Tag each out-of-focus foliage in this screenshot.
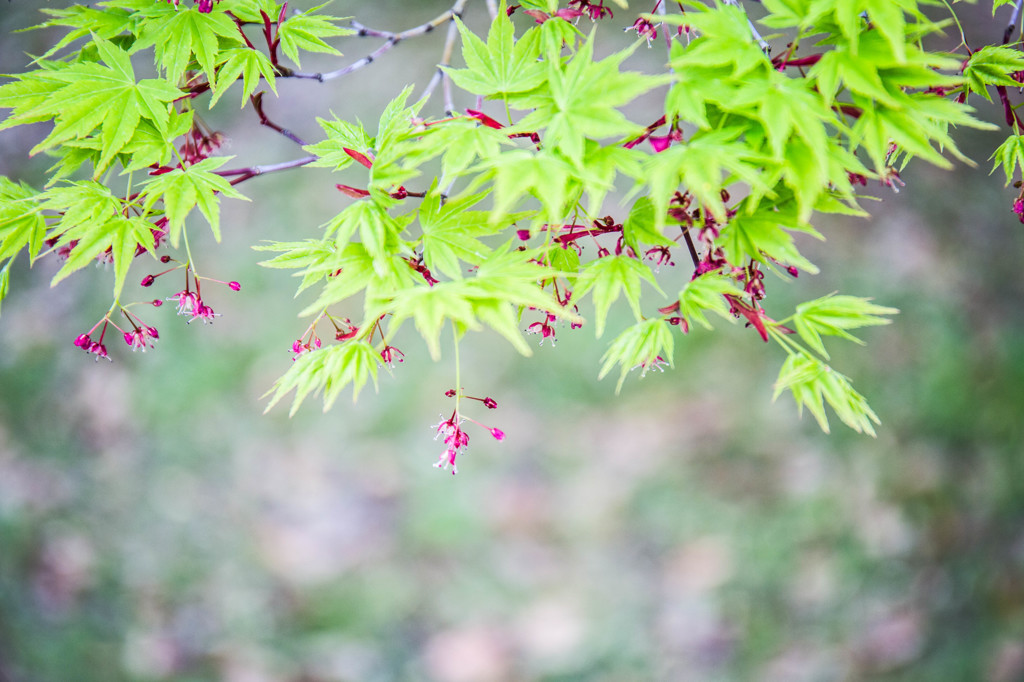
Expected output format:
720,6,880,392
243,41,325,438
1,2,1023,682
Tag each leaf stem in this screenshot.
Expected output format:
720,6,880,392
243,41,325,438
452,321,462,413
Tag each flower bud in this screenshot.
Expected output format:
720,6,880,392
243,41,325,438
228,281,241,291
140,274,155,287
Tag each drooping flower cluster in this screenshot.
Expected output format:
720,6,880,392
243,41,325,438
431,391,505,475
73,307,161,361
148,265,237,325
291,336,322,360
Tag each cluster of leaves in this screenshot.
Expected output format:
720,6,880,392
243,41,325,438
0,0,1021,439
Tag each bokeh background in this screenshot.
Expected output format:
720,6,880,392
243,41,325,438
1,2,1023,680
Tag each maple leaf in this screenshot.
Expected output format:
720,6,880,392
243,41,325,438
416,189,503,280
511,35,669,166
41,181,157,298
0,38,183,175
276,4,351,68
141,157,249,246
445,10,546,98
129,1,245,88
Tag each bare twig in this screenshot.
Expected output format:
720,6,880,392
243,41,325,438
286,0,469,82
216,155,318,185
1003,0,1023,43
418,16,462,116
250,92,306,147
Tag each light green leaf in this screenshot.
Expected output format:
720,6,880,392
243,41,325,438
142,157,249,245
678,272,744,330
599,318,674,392
264,340,381,416
789,293,897,359
575,255,660,337
773,352,881,435
277,4,351,68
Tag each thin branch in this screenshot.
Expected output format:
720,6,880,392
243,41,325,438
1004,0,1023,44
216,155,318,185
485,0,499,20
418,16,462,116
286,0,469,82
682,228,700,268
250,92,306,147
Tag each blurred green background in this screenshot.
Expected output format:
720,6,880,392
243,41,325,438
2,2,1024,681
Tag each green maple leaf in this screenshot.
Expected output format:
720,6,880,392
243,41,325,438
599,318,675,392
27,6,134,61
304,117,375,171
130,2,244,88
445,8,546,98
389,282,482,360
0,38,183,175
254,238,340,294
0,178,46,264
990,134,1024,184
210,47,278,107
277,4,351,68
622,196,674,255
677,272,744,331
963,45,1024,102
773,352,880,436
464,244,570,316
481,148,574,225
787,294,897,359
641,127,766,230
264,341,381,415
417,189,504,280
575,255,661,337
141,157,249,246
512,34,669,166
42,181,157,298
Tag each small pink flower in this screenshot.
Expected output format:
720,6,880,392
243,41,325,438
433,412,469,475
381,345,405,368
645,246,674,268
627,17,658,44
527,313,558,345
490,428,505,441
634,355,668,376
291,337,321,360
1013,198,1024,223
483,397,497,409
86,340,111,362
124,326,159,352
168,290,199,316
188,301,220,324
